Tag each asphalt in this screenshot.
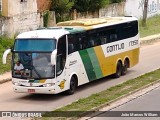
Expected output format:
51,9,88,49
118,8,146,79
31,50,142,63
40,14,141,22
0,33,160,84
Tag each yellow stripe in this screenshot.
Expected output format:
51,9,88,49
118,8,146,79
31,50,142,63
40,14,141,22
94,46,139,76
84,26,93,30
39,80,46,83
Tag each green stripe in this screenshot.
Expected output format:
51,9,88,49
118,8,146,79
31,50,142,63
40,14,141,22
34,80,39,83
64,27,85,34
28,80,40,83
29,80,35,83
87,48,103,79
79,50,96,81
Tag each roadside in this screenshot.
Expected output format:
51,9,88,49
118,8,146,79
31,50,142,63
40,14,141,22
1,33,160,85
84,81,160,120
42,68,160,119
0,72,11,84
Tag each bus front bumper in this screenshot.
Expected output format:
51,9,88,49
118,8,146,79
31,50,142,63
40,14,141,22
13,85,56,94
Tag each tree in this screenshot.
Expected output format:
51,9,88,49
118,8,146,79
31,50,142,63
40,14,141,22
109,0,123,3
51,0,75,22
142,0,148,27
73,0,109,13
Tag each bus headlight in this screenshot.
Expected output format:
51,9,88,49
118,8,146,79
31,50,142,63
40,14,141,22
43,83,55,87
13,82,21,86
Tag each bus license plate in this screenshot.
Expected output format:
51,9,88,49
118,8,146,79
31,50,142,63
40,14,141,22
28,89,35,93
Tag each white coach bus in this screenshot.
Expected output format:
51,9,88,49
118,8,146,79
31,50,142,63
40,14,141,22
3,16,140,94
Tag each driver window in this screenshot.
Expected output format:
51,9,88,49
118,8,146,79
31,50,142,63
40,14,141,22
56,35,67,76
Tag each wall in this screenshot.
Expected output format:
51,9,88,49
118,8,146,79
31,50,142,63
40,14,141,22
99,2,125,17
1,0,42,37
4,13,41,36
125,0,160,19
3,0,37,17
99,0,160,19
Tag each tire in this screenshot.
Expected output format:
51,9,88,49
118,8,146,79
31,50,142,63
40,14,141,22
114,61,122,78
65,77,77,95
122,60,129,75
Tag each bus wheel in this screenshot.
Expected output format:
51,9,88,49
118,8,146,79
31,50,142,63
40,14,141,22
114,61,122,78
65,77,77,95
122,59,129,75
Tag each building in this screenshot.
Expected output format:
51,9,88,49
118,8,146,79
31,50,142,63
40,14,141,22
0,0,43,37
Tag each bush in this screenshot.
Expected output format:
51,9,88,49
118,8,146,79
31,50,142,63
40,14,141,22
0,36,14,74
109,0,124,3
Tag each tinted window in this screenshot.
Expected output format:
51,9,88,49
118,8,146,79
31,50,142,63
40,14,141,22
78,33,88,50
56,35,67,76
67,20,138,51
14,39,56,52
119,21,138,39
68,34,79,54
88,30,100,47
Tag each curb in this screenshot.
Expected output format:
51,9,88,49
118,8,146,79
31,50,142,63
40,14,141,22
140,34,160,45
0,78,11,84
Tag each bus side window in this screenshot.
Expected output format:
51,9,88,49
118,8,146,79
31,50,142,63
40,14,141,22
100,36,108,44
56,35,67,76
98,29,108,45
88,30,99,47
68,34,79,54
68,44,75,54
78,33,87,50
88,37,95,47
110,34,117,42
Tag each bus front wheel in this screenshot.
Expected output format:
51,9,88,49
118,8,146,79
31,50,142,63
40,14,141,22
65,77,77,95
114,61,122,78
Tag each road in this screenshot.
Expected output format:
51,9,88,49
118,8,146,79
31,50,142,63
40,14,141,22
0,42,160,112
88,84,160,120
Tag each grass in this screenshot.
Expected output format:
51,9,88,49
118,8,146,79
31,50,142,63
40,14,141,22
139,15,160,37
42,69,160,119
0,36,14,74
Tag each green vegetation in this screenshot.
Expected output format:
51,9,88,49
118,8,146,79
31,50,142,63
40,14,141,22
73,0,109,13
109,0,124,3
51,0,124,22
43,11,50,27
139,15,160,37
0,37,14,74
43,69,160,119
51,0,75,22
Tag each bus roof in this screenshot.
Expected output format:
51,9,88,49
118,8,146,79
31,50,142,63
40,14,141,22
16,28,70,40
57,16,138,28
17,17,138,40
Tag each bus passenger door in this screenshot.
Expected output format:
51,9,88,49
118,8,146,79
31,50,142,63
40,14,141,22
56,35,67,91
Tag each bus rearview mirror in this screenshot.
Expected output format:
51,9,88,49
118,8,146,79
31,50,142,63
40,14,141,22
51,50,57,65
2,49,11,64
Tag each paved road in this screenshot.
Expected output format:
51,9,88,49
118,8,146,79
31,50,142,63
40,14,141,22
0,42,160,112
88,85,160,120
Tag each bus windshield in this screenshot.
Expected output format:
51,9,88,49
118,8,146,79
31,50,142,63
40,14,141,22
12,39,56,79
14,39,56,52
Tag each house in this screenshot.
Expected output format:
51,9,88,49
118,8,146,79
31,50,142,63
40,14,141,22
0,0,43,37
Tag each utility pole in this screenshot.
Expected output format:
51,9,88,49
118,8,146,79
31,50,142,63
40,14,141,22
142,0,149,27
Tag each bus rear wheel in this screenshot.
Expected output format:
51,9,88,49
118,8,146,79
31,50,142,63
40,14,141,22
114,61,122,78
122,59,129,75
65,77,77,95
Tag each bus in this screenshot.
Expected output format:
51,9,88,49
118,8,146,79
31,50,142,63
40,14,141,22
2,16,139,94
